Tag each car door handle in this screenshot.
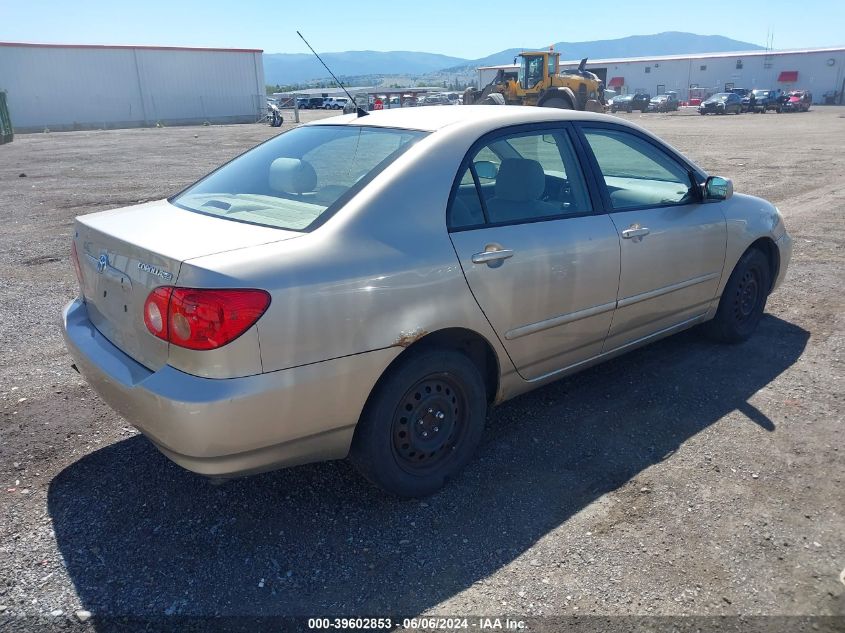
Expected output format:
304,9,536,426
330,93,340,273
621,226,650,239
471,249,514,264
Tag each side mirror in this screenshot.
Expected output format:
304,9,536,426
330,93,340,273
704,176,733,201
474,160,499,180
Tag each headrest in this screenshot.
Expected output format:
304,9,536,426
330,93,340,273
269,158,317,194
494,158,545,202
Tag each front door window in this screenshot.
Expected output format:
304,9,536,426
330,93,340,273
581,129,695,210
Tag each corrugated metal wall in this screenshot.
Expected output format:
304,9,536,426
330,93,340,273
0,44,266,132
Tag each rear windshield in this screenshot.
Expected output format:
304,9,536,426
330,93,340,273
172,125,427,231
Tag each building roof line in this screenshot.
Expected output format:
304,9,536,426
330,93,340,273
0,41,263,53
478,45,845,70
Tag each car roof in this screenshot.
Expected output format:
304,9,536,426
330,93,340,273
307,105,612,133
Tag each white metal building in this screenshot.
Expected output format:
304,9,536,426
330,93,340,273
478,47,845,104
0,42,266,132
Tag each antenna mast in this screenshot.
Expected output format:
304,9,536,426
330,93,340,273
297,31,368,117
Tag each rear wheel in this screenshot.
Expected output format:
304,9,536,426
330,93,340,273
350,349,487,497
704,248,771,343
541,97,573,109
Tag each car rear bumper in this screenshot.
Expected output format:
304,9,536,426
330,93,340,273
62,298,399,477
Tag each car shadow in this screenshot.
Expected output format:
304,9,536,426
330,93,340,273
47,315,808,621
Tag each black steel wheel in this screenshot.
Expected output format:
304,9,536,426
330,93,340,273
704,247,771,343
391,375,468,475
350,349,487,497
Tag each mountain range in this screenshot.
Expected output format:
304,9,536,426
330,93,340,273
264,32,764,85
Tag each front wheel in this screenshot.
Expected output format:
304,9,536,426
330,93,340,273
350,349,488,497
704,248,771,343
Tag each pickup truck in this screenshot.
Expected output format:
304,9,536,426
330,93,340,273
747,89,783,113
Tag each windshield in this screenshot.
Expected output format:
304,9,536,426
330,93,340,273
172,125,426,231
753,90,768,97
712,93,730,101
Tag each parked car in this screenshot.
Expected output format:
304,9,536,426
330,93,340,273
419,94,451,106
728,89,752,112
646,93,680,112
62,106,792,497
781,90,812,112
610,93,650,113
323,97,349,110
297,97,325,109
748,89,782,113
698,92,743,115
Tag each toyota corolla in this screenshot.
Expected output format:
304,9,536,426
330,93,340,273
62,106,792,497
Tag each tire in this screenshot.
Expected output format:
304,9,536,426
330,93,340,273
480,93,506,106
540,96,573,109
704,248,771,343
350,349,488,497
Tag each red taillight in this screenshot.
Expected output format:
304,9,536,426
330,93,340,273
70,241,84,292
143,287,271,350
143,286,171,340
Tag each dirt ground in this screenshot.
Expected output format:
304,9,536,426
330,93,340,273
0,106,843,630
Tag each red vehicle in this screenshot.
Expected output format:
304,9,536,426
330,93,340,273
782,90,812,112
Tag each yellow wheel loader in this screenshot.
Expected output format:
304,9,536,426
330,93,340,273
464,52,605,112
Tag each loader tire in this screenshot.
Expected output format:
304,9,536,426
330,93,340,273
480,93,506,106
541,97,573,109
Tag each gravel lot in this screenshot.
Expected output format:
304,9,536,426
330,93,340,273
0,107,843,630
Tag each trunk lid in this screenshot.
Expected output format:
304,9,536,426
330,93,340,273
74,199,300,370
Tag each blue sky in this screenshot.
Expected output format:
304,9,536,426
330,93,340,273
2,0,843,58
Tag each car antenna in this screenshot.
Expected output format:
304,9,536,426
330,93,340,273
297,31,368,117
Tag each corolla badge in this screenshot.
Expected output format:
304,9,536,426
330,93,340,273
137,261,173,282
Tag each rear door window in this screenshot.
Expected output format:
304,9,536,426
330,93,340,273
449,128,592,229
